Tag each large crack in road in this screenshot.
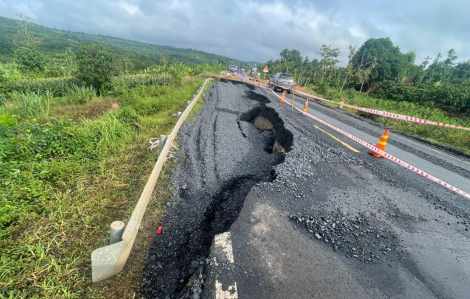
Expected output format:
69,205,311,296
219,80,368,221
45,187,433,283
141,80,293,299
142,80,470,299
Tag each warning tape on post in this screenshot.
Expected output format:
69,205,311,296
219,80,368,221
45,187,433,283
268,88,470,200
293,89,470,132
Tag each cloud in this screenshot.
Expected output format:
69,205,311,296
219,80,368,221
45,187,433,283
118,1,142,16
0,0,469,65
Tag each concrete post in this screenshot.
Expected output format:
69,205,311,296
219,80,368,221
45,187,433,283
109,221,125,245
159,135,167,155
177,112,182,121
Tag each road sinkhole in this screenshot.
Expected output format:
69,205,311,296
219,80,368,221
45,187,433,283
141,82,293,299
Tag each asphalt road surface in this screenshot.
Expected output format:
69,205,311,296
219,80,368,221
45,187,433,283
142,79,470,299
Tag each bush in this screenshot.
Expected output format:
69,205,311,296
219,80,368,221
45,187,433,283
371,81,470,112
116,106,142,129
77,44,115,91
313,82,329,95
66,85,96,104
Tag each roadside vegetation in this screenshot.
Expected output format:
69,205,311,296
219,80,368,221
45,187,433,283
265,40,470,153
0,16,222,299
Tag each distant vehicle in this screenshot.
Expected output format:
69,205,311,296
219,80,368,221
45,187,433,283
250,66,260,81
269,73,294,92
228,64,238,73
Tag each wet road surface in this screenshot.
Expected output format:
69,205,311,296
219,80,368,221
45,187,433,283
142,79,470,299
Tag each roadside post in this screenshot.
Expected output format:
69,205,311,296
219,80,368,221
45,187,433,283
340,99,345,108
159,135,167,155
291,89,295,112
109,221,125,245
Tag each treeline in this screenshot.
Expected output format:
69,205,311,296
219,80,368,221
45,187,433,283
266,38,470,112
0,15,246,67
0,15,233,97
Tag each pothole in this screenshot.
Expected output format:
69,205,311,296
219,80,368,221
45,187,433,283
238,104,293,154
142,98,293,299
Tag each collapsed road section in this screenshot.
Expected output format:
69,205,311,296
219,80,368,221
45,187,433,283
142,79,470,299
141,79,293,298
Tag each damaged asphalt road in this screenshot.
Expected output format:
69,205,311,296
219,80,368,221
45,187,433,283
142,79,470,299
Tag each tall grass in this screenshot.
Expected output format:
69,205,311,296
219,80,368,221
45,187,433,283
110,74,172,91
1,91,54,118
4,77,80,97
0,75,206,298
81,113,132,150
66,85,97,104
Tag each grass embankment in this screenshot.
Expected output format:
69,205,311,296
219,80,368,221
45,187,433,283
301,87,470,154
0,75,206,298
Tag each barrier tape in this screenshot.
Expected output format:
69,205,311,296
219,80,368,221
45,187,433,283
268,88,470,200
293,89,470,132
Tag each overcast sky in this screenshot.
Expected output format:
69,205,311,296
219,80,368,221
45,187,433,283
1,0,469,65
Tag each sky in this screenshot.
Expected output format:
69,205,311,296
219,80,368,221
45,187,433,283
0,0,469,66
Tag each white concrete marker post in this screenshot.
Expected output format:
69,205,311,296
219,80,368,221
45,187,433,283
109,221,125,245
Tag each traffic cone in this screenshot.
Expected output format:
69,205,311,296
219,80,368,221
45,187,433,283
368,129,390,158
279,90,286,103
258,82,261,88
302,99,308,112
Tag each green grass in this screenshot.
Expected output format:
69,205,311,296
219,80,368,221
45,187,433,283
305,86,470,154
0,76,205,298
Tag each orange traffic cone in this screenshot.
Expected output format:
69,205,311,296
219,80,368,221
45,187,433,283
302,99,308,112
368,129,390,158
280,90,286,103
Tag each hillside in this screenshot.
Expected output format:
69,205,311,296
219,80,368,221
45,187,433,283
0,15,242,67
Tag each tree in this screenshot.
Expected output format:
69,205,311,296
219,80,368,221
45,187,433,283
319,45,340,83
114,55,135,76
13,14,41,49
76,44,115,90
352,38,413,83
14,47,48,73
12,13,48,74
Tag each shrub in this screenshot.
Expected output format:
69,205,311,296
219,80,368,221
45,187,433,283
77,44,115,91
116,106,142,129
66,85,96,104
313,82,329,95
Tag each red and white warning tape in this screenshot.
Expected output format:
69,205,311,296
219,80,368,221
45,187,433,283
269,89,470,200
294,89,470,132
